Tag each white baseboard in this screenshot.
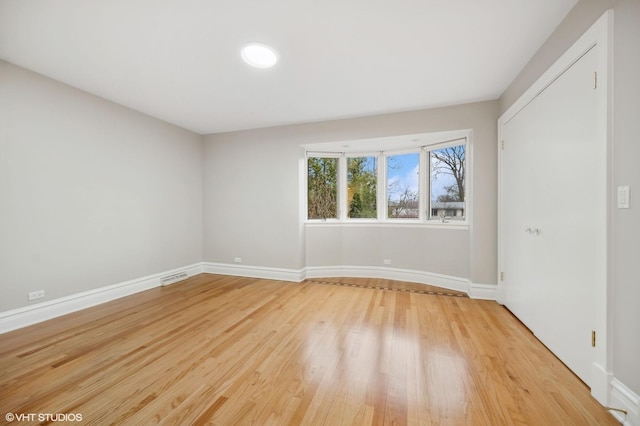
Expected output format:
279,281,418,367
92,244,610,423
303,265,498,300
495,282,506,305
0,263,203,334
468,282,499,300
610,378,640,426
0,262,497,334
590,364,639,425
202,262,498,299
202,262,305,282
304,265,470,293
591,362,612,406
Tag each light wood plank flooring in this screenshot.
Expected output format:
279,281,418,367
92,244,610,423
0,274,617,425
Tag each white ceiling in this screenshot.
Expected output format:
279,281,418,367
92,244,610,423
0,0,577,135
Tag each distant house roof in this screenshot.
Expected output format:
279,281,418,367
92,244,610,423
388,200,419,209
431,202,465,209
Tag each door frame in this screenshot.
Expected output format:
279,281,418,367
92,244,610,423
497,10,613,405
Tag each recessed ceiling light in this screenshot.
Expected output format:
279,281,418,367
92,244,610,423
241,43,278,68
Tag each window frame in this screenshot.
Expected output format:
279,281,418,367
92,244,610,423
344,153,380,220
383,149,422,222
304,132,470,227
306,152,342,221
424,138,468,222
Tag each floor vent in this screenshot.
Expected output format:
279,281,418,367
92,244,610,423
161,272,188,286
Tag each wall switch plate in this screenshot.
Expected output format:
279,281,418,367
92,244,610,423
234,257,242,263
383,259,392,265
617,186,630,209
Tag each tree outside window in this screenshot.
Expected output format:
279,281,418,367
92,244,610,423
347,157,377,219
307,157,338,219
387,153,419,219
306,136,468,223
430,144,465,220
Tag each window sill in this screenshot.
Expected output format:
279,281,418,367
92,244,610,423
304,220,469,230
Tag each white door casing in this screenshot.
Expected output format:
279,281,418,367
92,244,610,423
498,11,611,402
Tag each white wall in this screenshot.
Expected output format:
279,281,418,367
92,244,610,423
305,225,470,278
0,61,203,313
500,0,640,399
203,101,497,284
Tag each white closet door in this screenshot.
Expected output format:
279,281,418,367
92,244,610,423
502,111,538,328
502,46,602,386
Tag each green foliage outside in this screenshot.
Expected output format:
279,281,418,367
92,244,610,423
308,146,464,220
347,157,377,218
307,157,337,219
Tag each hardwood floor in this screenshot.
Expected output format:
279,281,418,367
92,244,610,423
303,277,468,298
0,274,617,425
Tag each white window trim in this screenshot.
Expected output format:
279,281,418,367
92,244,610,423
423,136,469,223
306,153,341,222
338,153,346,220
343,153,381,221
304,130,471,227
383,150,421,221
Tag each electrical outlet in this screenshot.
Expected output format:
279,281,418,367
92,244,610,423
383,259,392,265
234,257,242,263
28,290,45,301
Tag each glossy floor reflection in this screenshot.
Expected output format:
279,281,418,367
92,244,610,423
0,274,617,425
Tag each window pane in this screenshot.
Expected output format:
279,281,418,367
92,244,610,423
387,153,419,219
347,156,377,218
307,157,338,219
430,144,465,220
